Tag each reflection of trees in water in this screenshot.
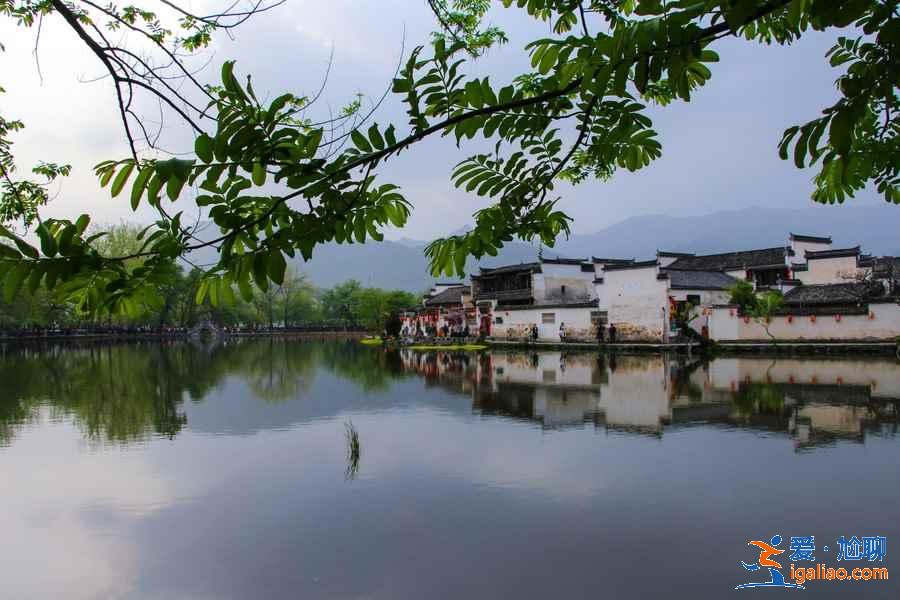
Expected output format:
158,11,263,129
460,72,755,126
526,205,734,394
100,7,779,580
321,343,413,392
240,339,318,402
733,383,788,420
0,340,336,445
0,339,417,445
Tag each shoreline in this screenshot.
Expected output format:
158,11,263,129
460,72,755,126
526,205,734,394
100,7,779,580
1,332,896,356
485,338,899,356
0,330,368,343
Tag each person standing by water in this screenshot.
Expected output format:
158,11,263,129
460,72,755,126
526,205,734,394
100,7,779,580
559,322,566,343
596,323,605,345
608,323,617,343
531,324,538,343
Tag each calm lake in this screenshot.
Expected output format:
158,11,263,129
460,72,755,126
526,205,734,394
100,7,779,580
1,339,898,599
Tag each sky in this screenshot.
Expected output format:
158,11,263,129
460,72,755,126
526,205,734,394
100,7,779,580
0,0,888,242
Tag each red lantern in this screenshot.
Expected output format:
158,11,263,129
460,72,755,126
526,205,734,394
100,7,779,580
787,314,793,323
869,312,875,320
835,314,842,322
810,315,817,323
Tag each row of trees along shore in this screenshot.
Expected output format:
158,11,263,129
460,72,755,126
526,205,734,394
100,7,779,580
0,225,419,333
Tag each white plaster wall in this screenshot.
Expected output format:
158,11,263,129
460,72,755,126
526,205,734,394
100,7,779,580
791,239,831,258
797,255,864,285
597,266,669,341
490,306,594,341
670,289,731,333
534,263,595,304
707,302,900,341
657,255,680,268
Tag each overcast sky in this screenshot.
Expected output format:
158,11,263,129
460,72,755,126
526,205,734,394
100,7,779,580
0,1,887,241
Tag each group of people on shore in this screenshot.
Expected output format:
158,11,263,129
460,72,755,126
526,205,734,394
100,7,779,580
399,321,472,339
523,322,618,343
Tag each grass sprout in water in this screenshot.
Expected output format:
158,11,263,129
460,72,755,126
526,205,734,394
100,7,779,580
344,420,361,480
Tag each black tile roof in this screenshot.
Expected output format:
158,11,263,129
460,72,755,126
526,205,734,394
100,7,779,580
804,246,860,260
591,256,636,264
540,257,587,265
790,233,832,244
424,285,470,306
474,262,541,277
603,259,659,271
662,269,739,290
657,250,695,258
499,299,599,311
666,247,790,271
782,281,886,306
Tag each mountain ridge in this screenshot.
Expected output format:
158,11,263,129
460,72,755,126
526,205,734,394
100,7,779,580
192,205,900,291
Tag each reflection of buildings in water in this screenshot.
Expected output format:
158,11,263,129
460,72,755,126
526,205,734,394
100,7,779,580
708,358,899,449
397,349,899,448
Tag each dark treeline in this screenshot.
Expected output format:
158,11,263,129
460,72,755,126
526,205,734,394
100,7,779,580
1,224,420,335
1,267,419,336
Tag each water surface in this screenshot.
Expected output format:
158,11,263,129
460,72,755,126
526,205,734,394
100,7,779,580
1,340,898,599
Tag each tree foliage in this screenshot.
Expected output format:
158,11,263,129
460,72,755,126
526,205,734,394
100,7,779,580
0,0,897,316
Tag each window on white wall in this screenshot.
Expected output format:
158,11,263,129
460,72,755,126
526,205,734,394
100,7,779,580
541,313,556,324
590,311,608,325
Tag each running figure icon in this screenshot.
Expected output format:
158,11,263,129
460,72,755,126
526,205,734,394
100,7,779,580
735,535,805,589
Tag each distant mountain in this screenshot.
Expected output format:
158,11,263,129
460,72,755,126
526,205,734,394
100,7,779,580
556,205,900,260
187,205,899,291
295,237,539,291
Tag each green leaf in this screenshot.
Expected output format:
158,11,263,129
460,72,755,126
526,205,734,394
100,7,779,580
195,278,210,304
0,244,20,259
829,110,853,154
3,263,28,303
538,44,560,75
237,274,253,302
267,250,286,285
36,223,57,257
368,124,385,151
110,162,135,198
13,238,39,259
252,253,269,291
195,134,214,162
166,176,186,201
75,214,91,235
351,129,372,153
252,162,266,186
130,167,153,211
26,264,44,294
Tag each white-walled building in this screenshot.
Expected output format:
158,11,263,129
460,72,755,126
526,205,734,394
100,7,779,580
471,257,598,341
593,259,737,342
467,232,899,344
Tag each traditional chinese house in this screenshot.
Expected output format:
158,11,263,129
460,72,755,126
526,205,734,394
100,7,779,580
471,257,599,340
